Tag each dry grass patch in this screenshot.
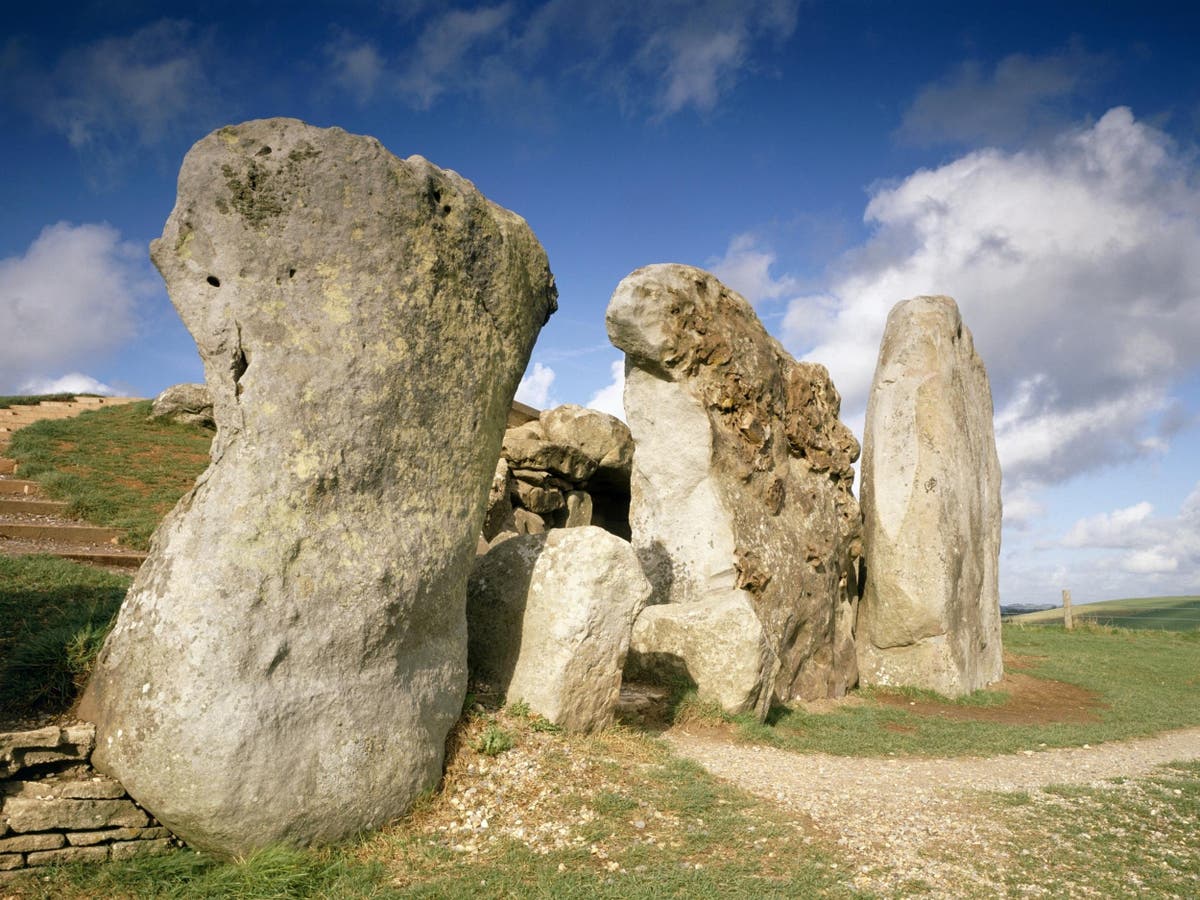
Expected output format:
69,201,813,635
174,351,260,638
357,703,856,897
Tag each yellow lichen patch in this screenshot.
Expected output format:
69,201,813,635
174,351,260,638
291,439,322,481
218,127,239,147
176,229,195,260
351,225,365,242
315,262,353,325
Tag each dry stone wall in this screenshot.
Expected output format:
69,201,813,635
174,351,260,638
1,725,172,879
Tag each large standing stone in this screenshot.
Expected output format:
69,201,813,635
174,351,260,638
78,118,556,856
606,265,862,719
467,527,650,732
857,295,1002,696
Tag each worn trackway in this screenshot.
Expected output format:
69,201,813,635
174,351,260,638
667,725,1200,896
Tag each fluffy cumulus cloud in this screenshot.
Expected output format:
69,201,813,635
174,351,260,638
325,0,798,118
20,373,115,396
1060,487,1200,589
709,233,799,306
586,359,626,420
782,108,1200,501
515,361,556,409
0,223,155,393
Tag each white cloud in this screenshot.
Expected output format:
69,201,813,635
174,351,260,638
1122,550,1179,575
0,222,155,393
784,108,1200,496
1063,502,1154,548
515,362,556,409
652,28,745,116
397,4,514,109
587,360,626,420
709,233,799,305
4,20,213,169
325,34,385,105
329,1,798,119
898,45,1106,146
1058,487,1200,584
19,373,115,396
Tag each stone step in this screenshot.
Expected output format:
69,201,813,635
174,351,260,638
0,523,120,544
0,480,40,495
57,549,147,569
0,497,68,516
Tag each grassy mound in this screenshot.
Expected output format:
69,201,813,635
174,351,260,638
7,400,213,550
1013,595,1200,632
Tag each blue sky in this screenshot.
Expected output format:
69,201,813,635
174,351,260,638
2,0,1198,606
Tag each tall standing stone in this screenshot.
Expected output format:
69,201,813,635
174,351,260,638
857,295,1002,696
78,118,556,856
607,265,862,719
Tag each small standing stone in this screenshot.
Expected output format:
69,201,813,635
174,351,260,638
467,527,651,732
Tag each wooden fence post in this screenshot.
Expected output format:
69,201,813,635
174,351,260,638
1062,588,1074,631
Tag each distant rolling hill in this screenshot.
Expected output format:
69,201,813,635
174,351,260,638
1012,595,1200,632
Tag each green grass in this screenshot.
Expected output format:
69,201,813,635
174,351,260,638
0,393,79,408
7,400,213,550
994,761,1200,897
1013,594,1200,632
19,714,859,899
736,624,1200,757
0,555,131,720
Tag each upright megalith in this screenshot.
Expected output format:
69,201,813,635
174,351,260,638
78,118,557,856
857,295,1002,697
607,265,862,718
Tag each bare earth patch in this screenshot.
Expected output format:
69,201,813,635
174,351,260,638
873,671,1104,724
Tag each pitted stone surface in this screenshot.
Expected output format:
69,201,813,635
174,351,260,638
78,117,556,856
857,295,1002,696
607,265,862,717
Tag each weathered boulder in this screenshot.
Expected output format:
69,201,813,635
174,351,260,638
497,405,633,541
481,458,516,542
149,383,214,429
502,420,597,482
606,264,861,718
857,296,1002,696
539,404,633,483
467,527,650,732
78,117,556,856
624,598,777,715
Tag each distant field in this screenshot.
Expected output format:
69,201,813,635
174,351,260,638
1013,595,1200,632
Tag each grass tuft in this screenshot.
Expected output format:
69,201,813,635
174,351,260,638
0,555,130,720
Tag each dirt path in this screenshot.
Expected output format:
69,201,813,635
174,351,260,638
666,725,1200,896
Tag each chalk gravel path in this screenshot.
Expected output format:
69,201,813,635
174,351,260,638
666,726,1200,897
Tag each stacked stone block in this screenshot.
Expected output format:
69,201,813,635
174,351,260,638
1,725,171,877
